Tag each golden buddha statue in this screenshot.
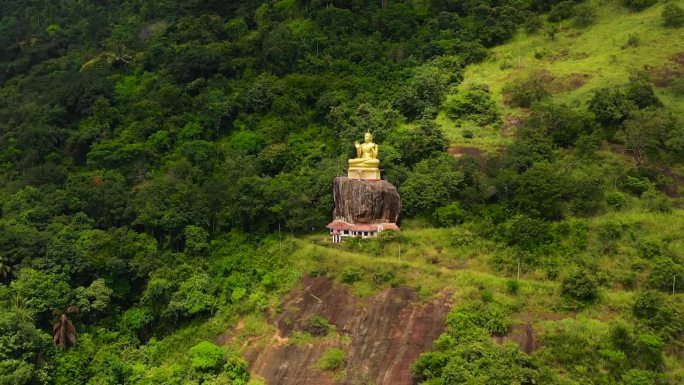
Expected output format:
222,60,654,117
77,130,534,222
348,132,381,180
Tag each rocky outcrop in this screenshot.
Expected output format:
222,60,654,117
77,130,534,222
243,276,451,385
332,177,401,224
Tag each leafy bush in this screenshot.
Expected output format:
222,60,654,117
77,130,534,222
317,348,345,371
548,1,575,21
633,290,684,339
642,189,671,213
605,191,626,208
397,66,448,120
305,315,335,336
623,0,657,10
526,101,595,148
501,215,554,251
387,120,448,167
412,351,448,382
561,269,600,303
524,15,544,34
625,72,662,109
448,227,476,247
588,87,636,128
620,175,652,196
647,257,684,293
662,3,684,27
506,279,521,294
223,351,250,385
434,202,467,227
622,33,640,49
340,267,363,284
445,88,500,125
503,72,551,108
573,4,597,27
189,342,224,373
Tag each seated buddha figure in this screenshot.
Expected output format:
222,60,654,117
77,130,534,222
349,132,380,167
348,132,380,179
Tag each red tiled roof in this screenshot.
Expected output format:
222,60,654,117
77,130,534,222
326,220,400,232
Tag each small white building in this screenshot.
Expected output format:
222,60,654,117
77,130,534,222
326,220,400,243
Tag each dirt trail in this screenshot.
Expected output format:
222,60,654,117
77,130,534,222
242,276,452,385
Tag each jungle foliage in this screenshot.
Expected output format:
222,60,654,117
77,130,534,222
0,0,683,384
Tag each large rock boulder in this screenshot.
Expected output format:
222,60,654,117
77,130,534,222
332,177,401,224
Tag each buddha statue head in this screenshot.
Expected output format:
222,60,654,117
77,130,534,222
364,132,373,143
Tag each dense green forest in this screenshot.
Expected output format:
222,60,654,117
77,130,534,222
1,0,683,384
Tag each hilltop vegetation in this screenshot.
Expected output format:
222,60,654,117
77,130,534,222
0,0,683,384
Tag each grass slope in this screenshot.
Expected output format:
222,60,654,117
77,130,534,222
440,0,684,150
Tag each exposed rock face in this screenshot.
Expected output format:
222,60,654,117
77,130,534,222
332,177,401,224
243,276,451,385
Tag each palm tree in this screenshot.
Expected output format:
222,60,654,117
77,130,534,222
53,307,77,349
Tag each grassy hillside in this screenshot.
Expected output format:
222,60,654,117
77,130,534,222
441,0,684,150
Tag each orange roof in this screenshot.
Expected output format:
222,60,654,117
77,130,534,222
326,220,400,232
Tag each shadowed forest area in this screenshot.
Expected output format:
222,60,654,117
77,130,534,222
0,0,683,384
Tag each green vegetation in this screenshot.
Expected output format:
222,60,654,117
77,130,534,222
0,0,683,384
316,348,346,371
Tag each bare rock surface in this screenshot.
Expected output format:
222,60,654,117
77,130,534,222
243,276,451,385
332,177,401,224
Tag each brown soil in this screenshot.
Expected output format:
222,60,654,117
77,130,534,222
447,145,486,161
549,73,592,93
240,276,452,385
649,52,684,88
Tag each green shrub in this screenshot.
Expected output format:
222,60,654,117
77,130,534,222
662,4,684,27
397,66,448,120
503,72,550,108
340,267,363,284
626,72,662,109
622,33,640,48
647,257,684,293
605,191,626,208
620,175,652,196
223,351,250,385
524,15,543,33
641,189,671,213
621,369,662,385
306,315,335,336
623,0,657,10
448,227,475,247
317,348,346,371
189,342,224,373
573,4,597,27
372,270,397,286
526,101,595,148
412,351,449,382
501,215,554,251
434,202,467,227
506,279,520,294
548,1,575,21
633,290,684,339
480,290,494,303
561,269,600,303
588,87,636,128
445,88,500,126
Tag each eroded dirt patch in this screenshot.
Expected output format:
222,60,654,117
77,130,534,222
549,73,592,93
241,276,452,385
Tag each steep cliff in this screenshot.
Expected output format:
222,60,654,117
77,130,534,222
242,276,451,385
